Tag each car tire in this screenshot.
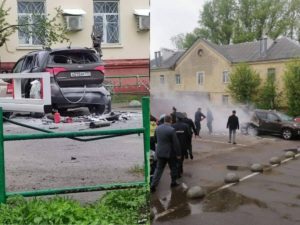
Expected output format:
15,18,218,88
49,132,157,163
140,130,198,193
248,125,258,136
88,104,105,115
282,128,293,140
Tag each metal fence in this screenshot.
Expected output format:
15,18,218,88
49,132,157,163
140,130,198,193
0,97,150,203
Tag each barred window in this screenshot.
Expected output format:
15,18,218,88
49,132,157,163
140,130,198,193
223,71,230,83
17,1,45,45
94,0,120,44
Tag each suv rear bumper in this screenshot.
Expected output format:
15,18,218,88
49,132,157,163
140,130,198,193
51,85,111,108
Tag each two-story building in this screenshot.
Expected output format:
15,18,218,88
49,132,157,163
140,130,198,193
0,0,150,93
150,37,300,105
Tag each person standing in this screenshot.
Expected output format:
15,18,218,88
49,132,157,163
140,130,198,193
182,112,196,159
172,112,191,178
170,107,177,124
227,110,239,144
150,115,181,193
206,108,214,134
194,108,206,137
150,115,157,151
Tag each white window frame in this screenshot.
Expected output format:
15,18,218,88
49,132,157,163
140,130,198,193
175,74,181,85
196,71,205,86
223,70,230,83
17,0,46,46
93,0,120,44
159,75,165,85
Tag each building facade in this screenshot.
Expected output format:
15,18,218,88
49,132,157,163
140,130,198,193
151,37,300,105
0,0,150,93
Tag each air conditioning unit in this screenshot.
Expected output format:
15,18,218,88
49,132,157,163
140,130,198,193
138,16,150,31
65,16,83,31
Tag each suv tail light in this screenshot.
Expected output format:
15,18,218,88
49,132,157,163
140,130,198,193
94,66,105,74
45,67,67,75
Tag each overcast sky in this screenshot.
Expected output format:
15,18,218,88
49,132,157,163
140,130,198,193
150,0,205,58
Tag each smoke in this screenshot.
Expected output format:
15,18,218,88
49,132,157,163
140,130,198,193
150,88,254,133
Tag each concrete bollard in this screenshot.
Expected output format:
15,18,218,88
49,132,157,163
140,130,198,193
285,151,295,159
250,163,264,172
224,172,239,183
270,156,281,165
186,186,205,199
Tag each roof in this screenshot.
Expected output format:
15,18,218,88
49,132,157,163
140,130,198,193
151,37,300,70
204,37,300,63
150,50,185,70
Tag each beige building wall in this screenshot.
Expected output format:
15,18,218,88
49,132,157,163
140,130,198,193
151,41,291,106
0,0,149,63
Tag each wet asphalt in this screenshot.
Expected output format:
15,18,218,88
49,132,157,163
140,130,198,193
151,132,300,225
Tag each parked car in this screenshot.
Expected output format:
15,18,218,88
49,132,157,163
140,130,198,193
245,109,300,140
294,116,300,123
8,47,111,114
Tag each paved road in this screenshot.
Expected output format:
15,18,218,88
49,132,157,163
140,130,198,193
151,132,300,225
3,107,144,203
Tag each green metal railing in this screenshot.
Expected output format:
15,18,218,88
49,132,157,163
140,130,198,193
0,97,150,203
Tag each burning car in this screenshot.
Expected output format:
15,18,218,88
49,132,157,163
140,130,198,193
7,47,111,114
244,109,300,140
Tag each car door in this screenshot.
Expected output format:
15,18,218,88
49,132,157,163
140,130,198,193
264,112,282,134
255,111,268,132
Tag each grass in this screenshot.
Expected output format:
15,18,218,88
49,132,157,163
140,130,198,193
0,188,149,225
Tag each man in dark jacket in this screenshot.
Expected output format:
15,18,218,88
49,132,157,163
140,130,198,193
194,108,206,137
227,110,239,144
182,112,196,159
151,115,181,193
170,107,177,124
172,112,191,178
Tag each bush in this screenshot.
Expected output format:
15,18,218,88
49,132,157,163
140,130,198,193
0,188,149,225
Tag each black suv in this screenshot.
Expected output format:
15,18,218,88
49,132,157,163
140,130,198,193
10,47,111,114
246,109,300,140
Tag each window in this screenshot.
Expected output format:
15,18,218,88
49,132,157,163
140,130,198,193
94,0,120,44
223,71,230,83
160,75,165,84
17,1,45,45
222,95,229,105
175,74,181,84
196,72,204,85
267,113,279,122
267,68,276,80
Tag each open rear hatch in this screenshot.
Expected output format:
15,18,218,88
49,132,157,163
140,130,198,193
47,49,104,87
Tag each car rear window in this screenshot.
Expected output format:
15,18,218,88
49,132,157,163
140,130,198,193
49,50,99,65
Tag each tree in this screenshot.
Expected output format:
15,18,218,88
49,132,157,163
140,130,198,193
199,0,236,44
0,0,68,48
171,33,185,50
284,59,300,116
256,74,280,109
227,63,261,104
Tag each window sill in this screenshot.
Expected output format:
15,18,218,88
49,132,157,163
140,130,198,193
16,45,43,50
102,44,123,49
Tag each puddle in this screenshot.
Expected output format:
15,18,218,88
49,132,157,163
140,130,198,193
152,187,267,222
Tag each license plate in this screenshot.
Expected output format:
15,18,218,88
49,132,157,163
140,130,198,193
70,72,91,77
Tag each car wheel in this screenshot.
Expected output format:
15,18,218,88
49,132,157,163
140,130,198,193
248,125,258,136
88,105,105,115
282,128,293,140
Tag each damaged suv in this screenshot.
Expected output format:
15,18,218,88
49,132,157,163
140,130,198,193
246,109,300,140
10,47,111,114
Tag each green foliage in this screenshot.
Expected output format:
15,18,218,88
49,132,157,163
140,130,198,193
176,0,300,48
0,0,16,47
18,7,69,48
256,75,280,109
0,188,149,225
0,1,68,48
227,63,261,104
284,59,300,116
